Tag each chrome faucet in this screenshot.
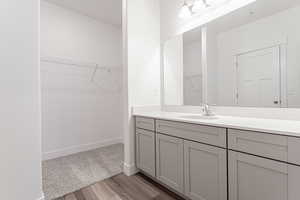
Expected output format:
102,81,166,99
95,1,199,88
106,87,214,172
202,103,214,116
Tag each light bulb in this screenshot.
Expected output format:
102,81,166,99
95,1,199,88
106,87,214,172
179,3,192,19
192,0,206,13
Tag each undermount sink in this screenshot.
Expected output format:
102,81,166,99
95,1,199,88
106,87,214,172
179,115,219,120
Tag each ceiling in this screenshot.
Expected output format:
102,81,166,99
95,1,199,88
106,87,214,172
208,0,300,34
45,0,122,26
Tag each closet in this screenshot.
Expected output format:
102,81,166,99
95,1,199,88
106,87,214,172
40,0,123,160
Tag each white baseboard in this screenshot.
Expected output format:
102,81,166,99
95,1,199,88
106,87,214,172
43,137,123,160
123,162,138,176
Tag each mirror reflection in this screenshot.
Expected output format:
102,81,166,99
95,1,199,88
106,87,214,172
183,28,203,106
164,27,203,106
164,0,300,108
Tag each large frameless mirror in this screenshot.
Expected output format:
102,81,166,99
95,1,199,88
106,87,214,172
163,0,300,108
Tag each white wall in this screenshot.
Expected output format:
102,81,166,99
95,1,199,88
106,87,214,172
0,0,43,199
215,5,300,107
41,1,123,160
123,0,161,175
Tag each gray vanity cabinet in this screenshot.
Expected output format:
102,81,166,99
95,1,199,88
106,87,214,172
184,141,227,200
136,116,300,200
155,119,227,198
136,128,156,177
156,133,184,193
228,129,300,200
229,151,300,200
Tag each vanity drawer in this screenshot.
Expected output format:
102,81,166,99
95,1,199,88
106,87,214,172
228,129,288,162
156,120,226,148
136,117,155,131
288,137,300,166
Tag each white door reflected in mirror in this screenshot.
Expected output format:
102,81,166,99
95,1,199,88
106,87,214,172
235,47,280,107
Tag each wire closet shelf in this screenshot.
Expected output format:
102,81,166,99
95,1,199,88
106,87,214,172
40,57,115,82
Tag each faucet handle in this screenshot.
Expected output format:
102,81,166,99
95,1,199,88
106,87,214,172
202,103,217,106
201,103,208,110
202,103,216,116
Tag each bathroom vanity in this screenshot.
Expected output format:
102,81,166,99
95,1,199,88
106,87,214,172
139,1,300,199
135,114,300,200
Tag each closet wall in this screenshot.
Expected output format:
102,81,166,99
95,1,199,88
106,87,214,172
41,1,123,160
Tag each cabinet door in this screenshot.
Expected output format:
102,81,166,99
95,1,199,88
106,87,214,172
184,141,227,200
288,164,300,200
156,133,184,193
288,137,300,165
136,128,155,177
229,151,289,200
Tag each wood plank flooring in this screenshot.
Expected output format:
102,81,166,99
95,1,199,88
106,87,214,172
55,173,185,200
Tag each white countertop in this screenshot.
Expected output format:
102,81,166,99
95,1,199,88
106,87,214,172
134,111,300,138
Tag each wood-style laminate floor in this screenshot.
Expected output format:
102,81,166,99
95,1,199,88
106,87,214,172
55,173,185,200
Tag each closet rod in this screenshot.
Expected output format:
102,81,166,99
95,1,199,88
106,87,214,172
40,57,115,82
40,57,103,69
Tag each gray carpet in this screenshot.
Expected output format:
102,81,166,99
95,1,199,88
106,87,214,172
42,143,124,200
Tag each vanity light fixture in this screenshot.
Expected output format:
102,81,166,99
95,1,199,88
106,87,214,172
192,0,208,13
179,0,231,19
179,1,192,19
